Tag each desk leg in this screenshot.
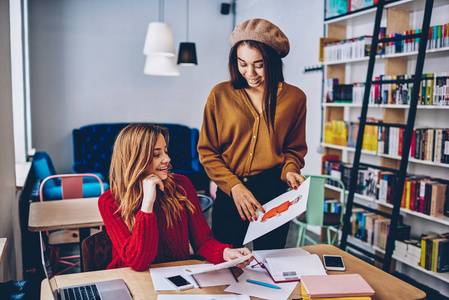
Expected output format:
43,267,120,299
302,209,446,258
79,228,90,272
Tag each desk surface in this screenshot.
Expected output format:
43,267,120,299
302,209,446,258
0,238,6,263
29,197,103,231
41,244,426,300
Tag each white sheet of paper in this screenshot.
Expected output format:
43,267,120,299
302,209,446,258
150,264,236,290
243,177,311,245
252,247,310,264
184,253,252,275
224,267,297,300
264,254,327,281
157,295,250,300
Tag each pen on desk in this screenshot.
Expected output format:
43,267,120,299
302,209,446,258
190,274,201,289
246,279,281,289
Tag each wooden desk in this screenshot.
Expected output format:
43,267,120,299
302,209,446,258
29,197,103,270
0,238,6,263
41,244,426,300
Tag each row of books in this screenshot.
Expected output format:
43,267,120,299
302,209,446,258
412,128,449,164
394,239,421,267
324,35,372,62
325,72,449,106
420,232,449,273
373,73,449,106
322,158,379,198
324,198,343,213
321,156,449,218
384,22,449,55
379,125,447,162
351,208,411,251
325,119,449,164
326,0,378,19
324,22,449,62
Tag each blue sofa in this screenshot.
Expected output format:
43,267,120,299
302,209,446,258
72,123,209,192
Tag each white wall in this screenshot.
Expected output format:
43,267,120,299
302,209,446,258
1,0,21,281
29,0,324,176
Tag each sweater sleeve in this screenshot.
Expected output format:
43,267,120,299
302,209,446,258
175,175,231,264
197,90,242,196
281,90,308,181
98,191,159,271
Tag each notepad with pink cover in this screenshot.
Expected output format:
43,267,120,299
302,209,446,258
300,274,375,298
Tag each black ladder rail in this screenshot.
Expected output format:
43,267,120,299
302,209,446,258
382,0,434,272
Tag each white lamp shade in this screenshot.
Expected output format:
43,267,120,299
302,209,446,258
143,22,175,56
144,55,180,76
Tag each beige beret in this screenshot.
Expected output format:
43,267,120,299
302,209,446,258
230,18,290,58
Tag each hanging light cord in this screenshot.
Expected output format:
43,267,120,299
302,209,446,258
159,0,164,22
186,0,189,41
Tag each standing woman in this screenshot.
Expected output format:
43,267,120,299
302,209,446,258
99,123,252,271
198,19,308,250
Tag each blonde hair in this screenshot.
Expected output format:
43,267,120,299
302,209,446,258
109,123,195,231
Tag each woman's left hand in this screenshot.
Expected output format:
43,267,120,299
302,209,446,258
223,247,253,268
286,172,305,190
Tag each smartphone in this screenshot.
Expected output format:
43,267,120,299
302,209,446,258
323,255,346,271
164,275,194,291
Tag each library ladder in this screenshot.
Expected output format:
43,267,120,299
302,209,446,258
339,0,435,272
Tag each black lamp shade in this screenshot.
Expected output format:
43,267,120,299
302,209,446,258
177,42,198,65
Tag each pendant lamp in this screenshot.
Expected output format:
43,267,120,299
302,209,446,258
177,0,197,65
143,0,180,76
144,55,180,76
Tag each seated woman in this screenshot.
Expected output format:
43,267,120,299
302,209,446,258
98,123,252,271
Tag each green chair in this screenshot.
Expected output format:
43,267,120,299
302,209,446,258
292,175,345,247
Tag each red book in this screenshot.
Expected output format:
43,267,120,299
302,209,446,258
411,129,416,158
398,128,404,157
409,179,416,211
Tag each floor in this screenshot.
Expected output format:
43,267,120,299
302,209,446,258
19,210,449,300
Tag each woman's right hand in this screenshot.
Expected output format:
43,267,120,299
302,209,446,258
230,183,265,222
141,175,164,213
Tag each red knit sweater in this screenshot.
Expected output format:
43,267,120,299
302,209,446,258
98,174,230,271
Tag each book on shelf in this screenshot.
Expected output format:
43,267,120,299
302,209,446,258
421,232,449,272
325,78,339,102
435,237,449,272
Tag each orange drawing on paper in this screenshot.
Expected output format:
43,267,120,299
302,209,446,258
260,195,302,222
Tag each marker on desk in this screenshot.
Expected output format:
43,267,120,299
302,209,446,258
190,274,201,289
246,279,281,289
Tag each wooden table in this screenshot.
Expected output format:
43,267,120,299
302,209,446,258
29,197,103,270
0,238,6,263
41,244,426,300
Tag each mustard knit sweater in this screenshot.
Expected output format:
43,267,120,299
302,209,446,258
198,81,308,195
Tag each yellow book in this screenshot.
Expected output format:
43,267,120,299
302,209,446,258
405,180,411,210
300,283,372,300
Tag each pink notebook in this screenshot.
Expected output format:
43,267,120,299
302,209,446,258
301,274,376,298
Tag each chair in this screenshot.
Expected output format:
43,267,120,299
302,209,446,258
39,173,105,274
197,194,214,216
33,151,109,200
292,175,346,247
81,230,113,272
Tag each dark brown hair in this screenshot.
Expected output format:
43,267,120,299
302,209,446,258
228,40,284,132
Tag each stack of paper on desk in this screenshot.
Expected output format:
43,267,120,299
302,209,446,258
300,274,375,298
252,248,327,283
